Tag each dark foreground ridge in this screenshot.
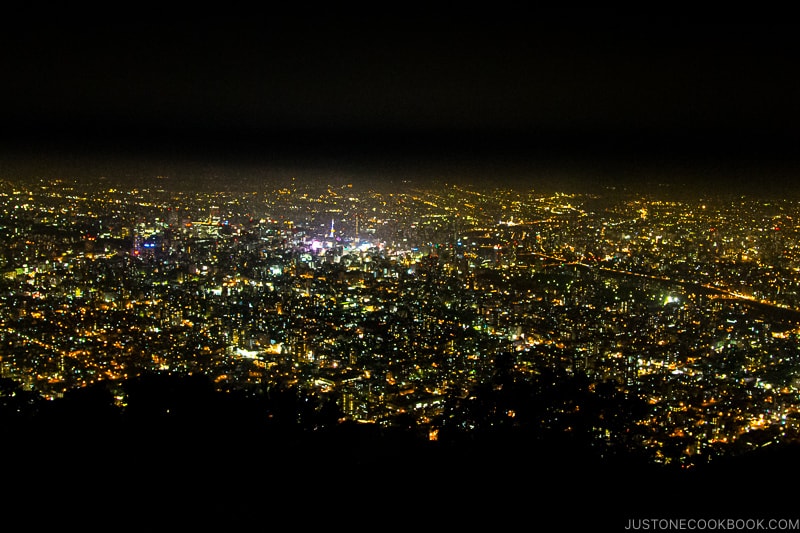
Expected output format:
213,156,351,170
1,372,797,529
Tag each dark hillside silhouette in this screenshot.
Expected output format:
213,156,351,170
1,370,798,527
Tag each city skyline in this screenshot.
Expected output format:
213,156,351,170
3,175,800,526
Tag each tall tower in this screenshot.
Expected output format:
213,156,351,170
329,218,335,239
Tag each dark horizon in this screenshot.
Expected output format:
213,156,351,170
2,10,800,195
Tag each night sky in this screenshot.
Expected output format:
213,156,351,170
2,9,799,194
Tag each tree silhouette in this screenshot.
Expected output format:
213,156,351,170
0,377,43,419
